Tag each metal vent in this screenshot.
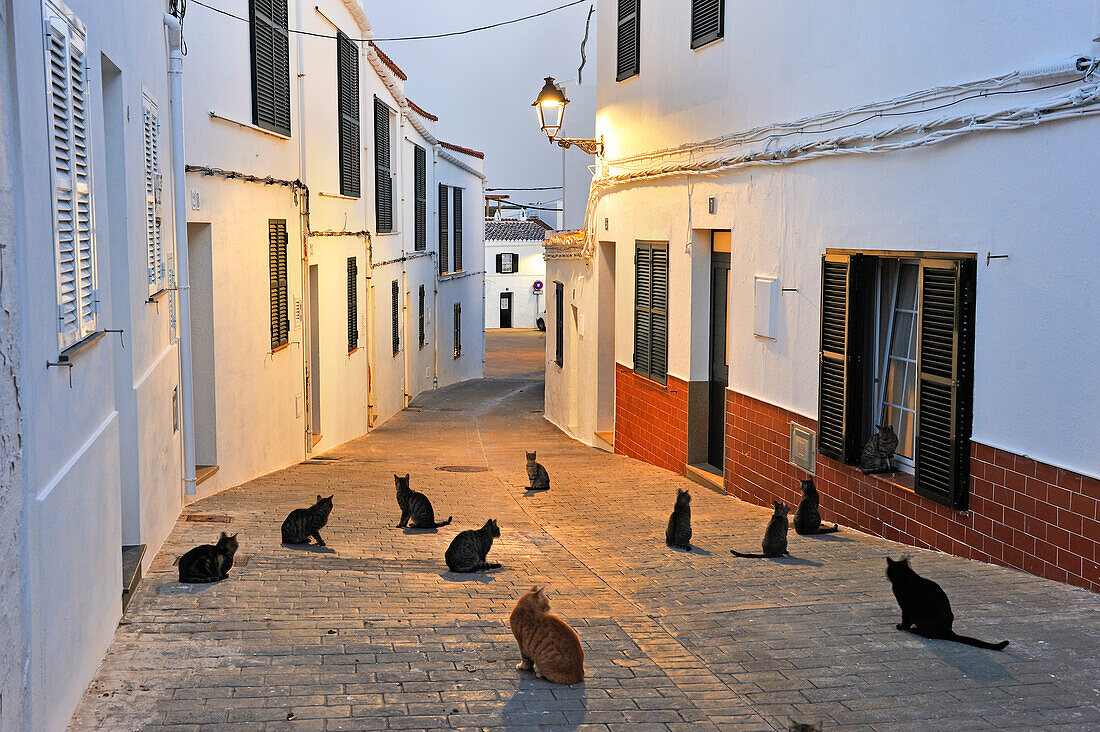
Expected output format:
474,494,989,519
789,422,817,474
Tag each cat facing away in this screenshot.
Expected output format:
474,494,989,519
178,532,239,584
886,557,1009,650
787,721,823,732
861,424,899,474
445,519,502,573
510,587,585,685
395,473,452,529
525,451,550,491
793,479,839,535
281,494,334,545
731,501,790,558
665,488,692,551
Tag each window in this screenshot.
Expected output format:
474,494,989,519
337,31,360,198
269,220,289,350
496,252,517,274
438,183,449,274
414,145,427,250
347,257,358,352
554,281,564,367
818,252,976,510
45,2,98,351
374,98,393,232
142,94,167,296
616,0,640,81
634,241,668,384
452,187,463,272
691,0,724,49
391,279,400,355
250,0,291,136
418,285,426,349
453,302,462,358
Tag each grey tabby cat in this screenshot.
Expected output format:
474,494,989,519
178,532,239,584
731,501,790,558
787,721,822,732
445,519,502,573
793,479,839,535
525,450,550,491
665,488,692,551
860,424,899,474
395,473,452,528
282,494,334,545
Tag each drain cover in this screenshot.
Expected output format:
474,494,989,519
184,513,233,523
436,465,491,473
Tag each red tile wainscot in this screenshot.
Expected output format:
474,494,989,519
614,363,689,476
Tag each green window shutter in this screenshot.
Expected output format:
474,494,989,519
914,259,976,510
269,219,289,349
337,32,360,198
414,145,426,250
391,279,400,355
250,0,291,136
616,0,640,81
347,257,358,351
452,188,463,271
817,253,868,464
633,241,667,384
418,285,425,348
374,98,392,232
438,184,449,274
453,302,462,358
691,0,724,48
555,281,564,367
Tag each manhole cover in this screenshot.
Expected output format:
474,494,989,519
184,513,232,523
436,465,491,473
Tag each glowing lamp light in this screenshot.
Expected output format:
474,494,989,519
533,76,568,141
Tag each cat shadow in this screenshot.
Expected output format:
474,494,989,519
401,526,440,534
799,532,855,542
905,630,1012,682
438,571,496,584
669,545,713,556
772,555,824,567
520,487,551,497
281,542,337,554
502,672,586,731
156,581,222,595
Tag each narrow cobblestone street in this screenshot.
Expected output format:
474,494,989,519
71,331,1100,731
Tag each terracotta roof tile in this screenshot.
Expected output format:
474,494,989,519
407,99,438,122
439,140,485,160
369,41,407,81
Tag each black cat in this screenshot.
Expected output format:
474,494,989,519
665,488,692,551
445,519,502,573
281,494,334,545
178,532,239,584
793,479,839,535
885,557,1009,650
395,473,452,529
731,502,790,558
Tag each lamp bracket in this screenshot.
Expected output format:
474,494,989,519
553,136,603,156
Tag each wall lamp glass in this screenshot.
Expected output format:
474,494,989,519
533,76,603,156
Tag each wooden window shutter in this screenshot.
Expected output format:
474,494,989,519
616,0,640,81
555,281,564,367
438,184,449,274
633,241,667,384
414,145,427,250
337,32,360,198
453,302,462,358
914,259,976,510
269,220,289,349
418,285,425,348
347,257,358,352
142,95,165,295
452,188,463,271
817,253,868,463
495,253,503,273
391,279,400,355
374,98,393,232
691,0,724,49
250,0,291,136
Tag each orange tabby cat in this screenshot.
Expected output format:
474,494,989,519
509,587,584,685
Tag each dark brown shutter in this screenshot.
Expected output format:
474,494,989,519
268,219,289,349
495,253,503,273
691,0,724,48
337,32,360,198
616,0,640,81
438,184,449,274
418,284,425,349
414,145,426,250
817,253,868,463
555,281,564,367
250,0,291,136
634,241,667,384
453,302,461,358
347,257,358,351
374,98,392,232
391,279,400,354
914,258,976,510
452,188,463,271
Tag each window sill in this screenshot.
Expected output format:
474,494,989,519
208,111,291,140
146,288,170,303
58,330,106,362
375,230,399,237
319,191,360,201
348,347,359,356
691,35,723,51
867,470,916,493
271,343,290,354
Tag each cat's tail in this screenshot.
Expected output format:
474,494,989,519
433,516,453,528
730,550,770,558
813,524,840,534
945,632,1009,650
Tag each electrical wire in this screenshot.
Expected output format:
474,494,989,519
487,186,563,191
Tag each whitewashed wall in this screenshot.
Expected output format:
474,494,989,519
485,238,546,329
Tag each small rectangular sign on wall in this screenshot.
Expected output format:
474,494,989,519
754,276,778,339
789,422,817,474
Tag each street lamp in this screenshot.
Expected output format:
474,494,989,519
532,76,603,156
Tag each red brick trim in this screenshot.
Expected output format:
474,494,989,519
614,364,689,475
407,99,438,122
724,388,1099,592
369,42,408,81
439,140,486,160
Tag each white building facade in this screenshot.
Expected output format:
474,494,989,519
484,218,548,330
547,0,1100,592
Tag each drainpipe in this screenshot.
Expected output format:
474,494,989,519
432,151,439,388
164,14,196,496
295,0,312,453
398,116,410,406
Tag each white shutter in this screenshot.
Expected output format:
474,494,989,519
143,94,164,294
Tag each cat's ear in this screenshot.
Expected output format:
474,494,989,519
327,494,334,501
405,473,410,480
317,494,323,503
219,532,228,540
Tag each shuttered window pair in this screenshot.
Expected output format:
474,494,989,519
336,32,360,198
269,220,289,350
375,99,393,233
453,303,462,358
634,241,668,384
142,95,167,296
438,184,449,274
45,3,98,351
495,253,517,274
414,146,427,250
616,0,640,81
391,280,400,355
346,257,358,352
818,253,976,510
452,188,463,272
250,0,291,136
554,282,564,367
418,285,426,349
691,0,724,49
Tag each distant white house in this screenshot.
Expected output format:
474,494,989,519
484,218,549,329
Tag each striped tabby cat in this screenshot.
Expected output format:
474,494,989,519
281,494,334,545
178,532,239,584
860,424,899,475
445,519,502,573
510,587,585,684
395,473,452,529
793,479,839,535
731,502,790,558
665,488,692,551
526,451,550,491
